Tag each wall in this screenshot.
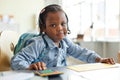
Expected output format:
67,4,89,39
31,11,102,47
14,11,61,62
0,0,62,34
80,41,120,62
0,0,45,34
44,0,61,5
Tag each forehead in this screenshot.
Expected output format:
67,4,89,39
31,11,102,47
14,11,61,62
46,11,67,22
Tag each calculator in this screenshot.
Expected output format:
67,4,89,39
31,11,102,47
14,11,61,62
34,69,63,77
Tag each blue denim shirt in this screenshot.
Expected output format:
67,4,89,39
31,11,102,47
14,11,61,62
11,35,101,70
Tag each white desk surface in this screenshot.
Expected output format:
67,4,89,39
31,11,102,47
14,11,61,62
0,63,120,80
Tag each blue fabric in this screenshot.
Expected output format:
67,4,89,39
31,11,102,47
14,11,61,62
14,33,39,55
11,34,101,70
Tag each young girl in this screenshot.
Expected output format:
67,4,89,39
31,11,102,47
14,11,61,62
11,4,115,70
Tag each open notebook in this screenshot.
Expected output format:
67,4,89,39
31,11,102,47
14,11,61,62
67,63,119,72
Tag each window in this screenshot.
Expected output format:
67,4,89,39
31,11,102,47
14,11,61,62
62,0,120,41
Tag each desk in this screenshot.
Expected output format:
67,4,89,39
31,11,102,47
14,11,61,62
0,63,120,80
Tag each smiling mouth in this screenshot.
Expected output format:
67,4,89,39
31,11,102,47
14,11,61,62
57,32,64,36
58,31,64,34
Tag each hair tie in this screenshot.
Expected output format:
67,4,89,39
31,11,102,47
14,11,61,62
40,9,45,14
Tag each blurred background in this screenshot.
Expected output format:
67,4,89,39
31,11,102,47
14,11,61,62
0,0,120,64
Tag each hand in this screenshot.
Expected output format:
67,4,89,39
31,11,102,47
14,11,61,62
28,62,47,70
100,58,115,64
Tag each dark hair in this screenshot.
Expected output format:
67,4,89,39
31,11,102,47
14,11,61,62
38,4,71,34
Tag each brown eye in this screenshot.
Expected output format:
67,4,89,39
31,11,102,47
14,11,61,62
61,23,67,27
50,24,56,28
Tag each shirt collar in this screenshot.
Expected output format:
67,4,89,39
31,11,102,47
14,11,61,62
43,35,68,49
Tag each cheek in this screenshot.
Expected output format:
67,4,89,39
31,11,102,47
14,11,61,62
45,29,55,35
63,28,68,34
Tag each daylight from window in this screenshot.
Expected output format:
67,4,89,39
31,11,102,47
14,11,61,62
62,0,120,41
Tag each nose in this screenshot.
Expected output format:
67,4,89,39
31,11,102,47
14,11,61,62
57,24,63,31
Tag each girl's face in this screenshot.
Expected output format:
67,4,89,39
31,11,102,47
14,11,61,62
44,11,68,42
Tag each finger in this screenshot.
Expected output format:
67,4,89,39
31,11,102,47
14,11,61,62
36,62,42,70
107,59,111,64
109,58,115,64
101,58,107,63
33,64,39,70
101,58,110,64
41,62,46,70
103,59,109,64
41,62,47,70
105,58,114,64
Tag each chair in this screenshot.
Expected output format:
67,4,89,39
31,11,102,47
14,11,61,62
0,30,20,71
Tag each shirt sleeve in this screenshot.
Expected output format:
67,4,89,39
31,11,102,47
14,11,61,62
11,37,45,70
64,38,101,63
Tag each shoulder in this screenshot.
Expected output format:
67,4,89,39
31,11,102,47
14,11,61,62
63,37,73,43
28,36,44,43
27,36,46,47
62,36,74,46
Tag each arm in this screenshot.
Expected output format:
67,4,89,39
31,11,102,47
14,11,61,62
11,37,47,70
64,37,115,64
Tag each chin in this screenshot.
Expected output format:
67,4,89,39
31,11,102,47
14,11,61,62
55,37,63,41
56,34,65,40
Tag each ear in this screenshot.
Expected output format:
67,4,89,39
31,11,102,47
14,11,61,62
40,24,46,34
41,27,46,34
43,29,46,34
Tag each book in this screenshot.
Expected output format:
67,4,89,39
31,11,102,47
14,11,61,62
67,63,118,72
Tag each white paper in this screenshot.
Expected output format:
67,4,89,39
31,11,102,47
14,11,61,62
0,71,34,80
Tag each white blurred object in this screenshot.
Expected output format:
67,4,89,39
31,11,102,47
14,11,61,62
2,15,9,23
8,15,15,24
0,71,34,80
0,30,20,71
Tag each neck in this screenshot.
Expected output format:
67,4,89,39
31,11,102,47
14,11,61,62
54,42,60,48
